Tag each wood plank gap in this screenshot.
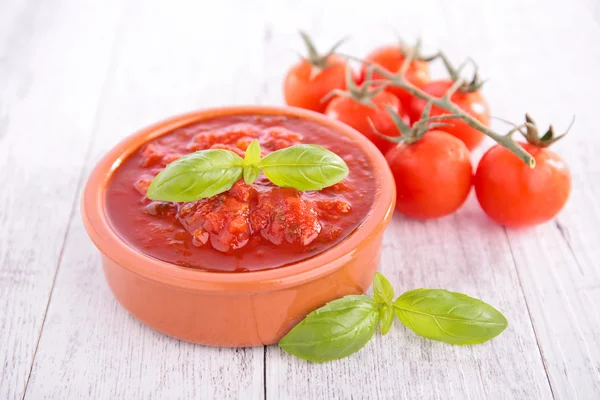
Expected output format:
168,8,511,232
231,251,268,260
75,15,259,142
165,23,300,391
263,345,267,400
554,220,584,275
504,228,556,400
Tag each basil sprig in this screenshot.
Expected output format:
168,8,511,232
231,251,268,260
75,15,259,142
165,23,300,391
373,273,395,335
147,140,349,202
279,273,508,362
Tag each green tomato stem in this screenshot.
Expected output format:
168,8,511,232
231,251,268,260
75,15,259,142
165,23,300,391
336,50,535,168
372,66,535,167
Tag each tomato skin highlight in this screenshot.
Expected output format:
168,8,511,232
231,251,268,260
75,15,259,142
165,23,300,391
474,143,571,227
324,91,408,154
283,55,349,113
360,45,430,111
408,80,490,150
385,130,473,219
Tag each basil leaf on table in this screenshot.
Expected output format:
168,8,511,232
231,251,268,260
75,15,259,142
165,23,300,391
373,272,394,304
147,150,243,202
258,144,349,191
393,289,508,345
279,295,380,362
379,304,394,335
278,273,509,363
373,273,395,335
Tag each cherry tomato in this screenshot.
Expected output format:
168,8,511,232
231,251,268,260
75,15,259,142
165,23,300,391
325,91,409,154
360,45,430,110
474,143,571,227
283,55,349,113
385,130,473,219
408,80,490,150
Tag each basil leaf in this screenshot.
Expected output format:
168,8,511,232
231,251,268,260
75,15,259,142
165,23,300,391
394,289,508,345
258,144,349,191
373,272,394,304
147,150,243,202
243,165,260,185
279,295,380,362
379,304,394,335
244,139,261,165
242,140,262,185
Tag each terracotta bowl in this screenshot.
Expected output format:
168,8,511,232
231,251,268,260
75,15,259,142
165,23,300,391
82,106,395,347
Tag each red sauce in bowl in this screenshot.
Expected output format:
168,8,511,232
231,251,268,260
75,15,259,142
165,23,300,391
105,115,376,272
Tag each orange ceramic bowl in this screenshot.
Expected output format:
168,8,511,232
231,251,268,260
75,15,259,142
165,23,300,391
82,106,395,347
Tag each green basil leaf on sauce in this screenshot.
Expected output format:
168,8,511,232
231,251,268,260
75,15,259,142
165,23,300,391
244,139,261,165
243,165,260,185
393,289,508,345
242,140,261,185
379,304,394,335
279,295,379,362
258,144,349,191
147,150,243,202
373,272,394,305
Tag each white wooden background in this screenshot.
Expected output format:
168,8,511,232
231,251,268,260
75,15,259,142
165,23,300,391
1,0,599,399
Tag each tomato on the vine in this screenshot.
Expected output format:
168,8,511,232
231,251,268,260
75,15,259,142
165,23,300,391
360,44,430,110
408,80,490,150
377,103,473,219
283,33,350,113
284,56,349,113
325,90,409,154
385,130,473,219
475,115,571,227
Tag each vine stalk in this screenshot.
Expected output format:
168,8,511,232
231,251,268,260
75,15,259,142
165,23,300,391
339,50,536,167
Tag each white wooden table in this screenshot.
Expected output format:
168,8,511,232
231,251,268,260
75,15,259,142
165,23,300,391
1,0,599,398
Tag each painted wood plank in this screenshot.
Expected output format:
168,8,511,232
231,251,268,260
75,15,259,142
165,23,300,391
0,1,123,398
24,0,269,398
442,0,600,397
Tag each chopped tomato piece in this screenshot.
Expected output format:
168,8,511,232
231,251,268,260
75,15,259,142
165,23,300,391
251,188,321,246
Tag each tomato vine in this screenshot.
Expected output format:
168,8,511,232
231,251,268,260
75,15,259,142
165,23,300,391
337,44,537,167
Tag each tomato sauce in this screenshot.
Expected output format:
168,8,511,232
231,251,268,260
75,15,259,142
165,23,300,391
105,115,376,272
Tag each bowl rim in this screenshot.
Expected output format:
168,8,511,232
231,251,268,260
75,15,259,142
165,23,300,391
82,105,395,293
